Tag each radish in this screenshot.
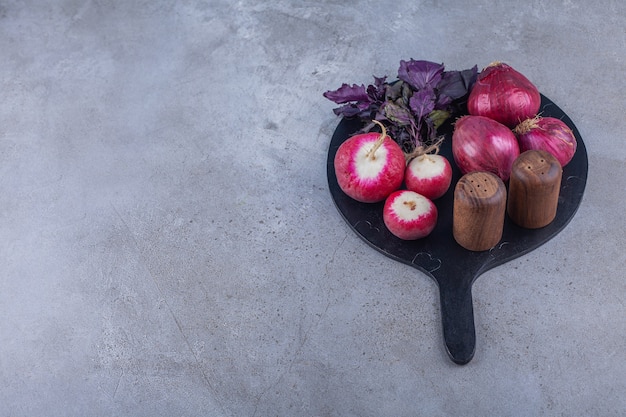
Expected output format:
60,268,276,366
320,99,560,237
404,154,453,200
334,121,405,203
383,190,438,240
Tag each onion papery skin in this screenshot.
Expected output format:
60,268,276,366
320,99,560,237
467,62,541,128
452,115,520,181
514,116,577,167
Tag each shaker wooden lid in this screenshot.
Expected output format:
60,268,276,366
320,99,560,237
454,171,506,206
510,149,562,187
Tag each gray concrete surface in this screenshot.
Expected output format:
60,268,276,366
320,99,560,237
1,0,625,415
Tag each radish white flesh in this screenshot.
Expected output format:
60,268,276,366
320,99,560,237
383,190,437,240
334,123,405,203
405,154,452,200
355,144,388,178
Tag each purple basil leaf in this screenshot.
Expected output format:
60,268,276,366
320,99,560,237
424,117,436,140
385,80,404,102
331,103,362,117
401,81,413,104
333,100,373,117
409,87,436,120
437,72,464,101
323,83,369,104
460,65,478,91
367,76,388,101
437,66,478,100
398,60,445,90
434,94,452,110
382,101,413,126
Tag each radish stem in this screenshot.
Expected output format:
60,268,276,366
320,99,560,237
365,120,387,160
404,135,445,163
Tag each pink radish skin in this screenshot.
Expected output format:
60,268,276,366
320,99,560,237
383,190,438,240
405,154,453,200
334,130,405,203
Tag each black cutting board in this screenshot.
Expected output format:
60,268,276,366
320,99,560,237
326,95,588,365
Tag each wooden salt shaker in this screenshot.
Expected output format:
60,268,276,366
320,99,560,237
453,171,507,251
507,150,562,229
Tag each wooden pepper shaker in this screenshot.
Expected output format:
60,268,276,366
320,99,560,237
507,150,562,229
453,171,507,251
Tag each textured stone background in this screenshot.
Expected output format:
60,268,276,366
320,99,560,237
1,1,625,415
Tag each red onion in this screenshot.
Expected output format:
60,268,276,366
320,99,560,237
452,115,520,181
514,116,577,167
467,62,541,128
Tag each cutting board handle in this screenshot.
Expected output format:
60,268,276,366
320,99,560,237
439,281,476,365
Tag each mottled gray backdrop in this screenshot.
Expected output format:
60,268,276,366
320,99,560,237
1,1,624,416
